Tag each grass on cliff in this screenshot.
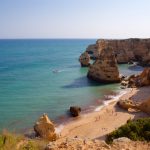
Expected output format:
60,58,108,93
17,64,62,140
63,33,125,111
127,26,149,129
106,117,150,144
0,130,47,150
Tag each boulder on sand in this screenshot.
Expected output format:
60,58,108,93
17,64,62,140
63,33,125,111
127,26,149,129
70,106,81,117
34,114,58,141
117,99,140,111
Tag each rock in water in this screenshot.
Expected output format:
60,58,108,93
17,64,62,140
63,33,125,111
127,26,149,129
79,52,90,67
34,114,57,141
70,106,81,117
87,46,120,83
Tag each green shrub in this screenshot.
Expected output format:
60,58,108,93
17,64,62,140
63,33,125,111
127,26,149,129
106,118,150,144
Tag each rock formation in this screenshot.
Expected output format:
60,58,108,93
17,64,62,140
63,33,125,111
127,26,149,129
34,114,57,141
87,46,120,83
82,38,150,66
70,106,81,117
127,68,150,87
79,52,90,67
117,99,140,111
117,97,150,114
45,137,150,150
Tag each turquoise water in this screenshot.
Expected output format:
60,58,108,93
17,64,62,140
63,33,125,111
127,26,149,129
0,39,143,132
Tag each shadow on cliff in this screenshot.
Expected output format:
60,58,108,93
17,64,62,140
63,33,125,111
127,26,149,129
62,76,103,88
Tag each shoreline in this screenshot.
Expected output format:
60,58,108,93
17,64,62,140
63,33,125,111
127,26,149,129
56,86,150,141
54,88,127,131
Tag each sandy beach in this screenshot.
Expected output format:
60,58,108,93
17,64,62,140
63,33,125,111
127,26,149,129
59,86,150,141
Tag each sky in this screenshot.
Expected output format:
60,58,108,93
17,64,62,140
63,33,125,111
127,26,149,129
0,0,150,39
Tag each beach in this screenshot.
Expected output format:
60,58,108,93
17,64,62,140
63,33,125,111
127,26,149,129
58,86,150,140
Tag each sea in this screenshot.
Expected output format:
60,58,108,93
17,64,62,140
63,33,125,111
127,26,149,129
0,39,143,132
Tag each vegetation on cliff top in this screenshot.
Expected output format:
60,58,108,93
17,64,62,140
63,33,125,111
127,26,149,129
0,130,47,150
106,117,150,144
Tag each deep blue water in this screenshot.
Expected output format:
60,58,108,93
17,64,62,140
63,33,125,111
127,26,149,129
0,39,143,132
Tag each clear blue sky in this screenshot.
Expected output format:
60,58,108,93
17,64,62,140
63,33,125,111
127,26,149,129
0,0,150,39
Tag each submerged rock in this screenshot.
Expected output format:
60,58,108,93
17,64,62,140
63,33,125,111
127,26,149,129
87,45,120,83
79,52,90,67
34,114,58,141
70,106,81,117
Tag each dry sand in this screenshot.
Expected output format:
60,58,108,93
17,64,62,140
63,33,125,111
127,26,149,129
59,86,150,140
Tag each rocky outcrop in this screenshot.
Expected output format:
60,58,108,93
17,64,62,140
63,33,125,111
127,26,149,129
70,106,81,117
127,68,150,87
34,114,58,141
87,46,120,83
86,44,98,59
117,99,140,111
45,137,150,150
79,52,90,67
82,38,150,66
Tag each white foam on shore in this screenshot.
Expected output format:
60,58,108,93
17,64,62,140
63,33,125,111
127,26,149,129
55,124,64,134
94,89,129,112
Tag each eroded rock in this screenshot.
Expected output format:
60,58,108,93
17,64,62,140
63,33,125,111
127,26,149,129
127,68,150,87
84,38,150,66
117,99,140,111
79,52,90,67
87,46,120,83
34,114,58,141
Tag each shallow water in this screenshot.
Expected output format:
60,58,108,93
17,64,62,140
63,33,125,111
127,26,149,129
0,39,143,132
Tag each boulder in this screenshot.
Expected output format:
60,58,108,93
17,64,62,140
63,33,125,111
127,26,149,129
117,99,139,111
113,137,131,143
121,81,128,86
79,52,90,67
70,106,81,117
34,114,57,141
87,46,120,83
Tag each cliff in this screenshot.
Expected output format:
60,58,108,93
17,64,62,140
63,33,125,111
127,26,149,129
84,38,150,66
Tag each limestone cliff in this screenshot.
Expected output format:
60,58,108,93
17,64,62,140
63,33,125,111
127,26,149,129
127,67,150,87
82,38,150,66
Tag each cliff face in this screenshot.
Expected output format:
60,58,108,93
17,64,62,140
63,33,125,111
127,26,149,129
127,67,150,87
87,46,120,83
85,38,150,66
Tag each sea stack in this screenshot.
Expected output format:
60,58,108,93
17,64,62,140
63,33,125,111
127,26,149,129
87,45,120,83
79,52,90,67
